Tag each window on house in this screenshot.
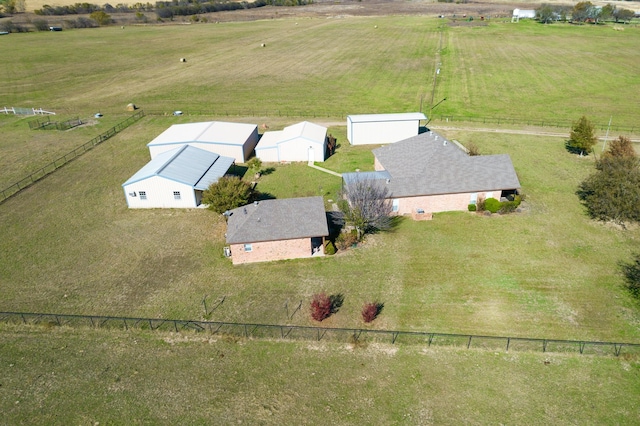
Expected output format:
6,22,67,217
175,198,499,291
470,193,478,205
173,191,181,200
392,199,399,212
244,244,252,252
139,191,147,200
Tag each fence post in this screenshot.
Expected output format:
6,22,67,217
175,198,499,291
467,335,472,349
506,337,510,352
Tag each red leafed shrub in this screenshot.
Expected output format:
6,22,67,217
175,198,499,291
362,302,384,323
310,293,332,322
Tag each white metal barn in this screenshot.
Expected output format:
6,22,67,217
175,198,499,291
123,145,234,209
147,121,259,163
512,9,537,21
255,121,328,163
346,112,426,145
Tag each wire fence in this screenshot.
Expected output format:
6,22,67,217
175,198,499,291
143,109,637,135
2,311,638,357
429,115,637,134
0,110,145,205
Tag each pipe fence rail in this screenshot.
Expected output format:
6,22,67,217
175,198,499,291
1,311,638,357
0,110,145,204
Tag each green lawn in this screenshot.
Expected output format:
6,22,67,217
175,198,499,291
1,115,639,342
1,14,640,423
0,324,638,424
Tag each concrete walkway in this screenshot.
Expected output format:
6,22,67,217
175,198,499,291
308,163,342,177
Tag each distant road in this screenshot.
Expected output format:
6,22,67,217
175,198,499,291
429,125,640,142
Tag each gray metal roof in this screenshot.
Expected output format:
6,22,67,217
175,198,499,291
122,145,234,190
226,196,329,244
372,131,520,197
342,170,391,186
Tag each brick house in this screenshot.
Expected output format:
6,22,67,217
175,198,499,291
342,131,521,218
225,196,329,265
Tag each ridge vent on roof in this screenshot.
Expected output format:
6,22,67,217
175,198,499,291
155,145,189,175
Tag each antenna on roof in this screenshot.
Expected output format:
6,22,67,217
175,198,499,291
243,208,247,215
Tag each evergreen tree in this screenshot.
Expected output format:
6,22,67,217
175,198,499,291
567,115,597,155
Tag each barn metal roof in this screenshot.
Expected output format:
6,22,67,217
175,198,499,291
122,145,234,190
347,112,427,123
279,121,327,144
147,121,257,147
226,196,329,244
370,131,521,197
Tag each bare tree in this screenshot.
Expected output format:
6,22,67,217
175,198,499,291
340,178,393,240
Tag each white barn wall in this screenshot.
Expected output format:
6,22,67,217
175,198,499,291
149,142,247,163
255,146,279,162
123,176,197,208
278,138,325,162
347,113,425,145
147,127,259,163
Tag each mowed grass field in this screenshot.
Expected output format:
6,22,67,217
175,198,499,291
1,14,640,423
1,323,639,424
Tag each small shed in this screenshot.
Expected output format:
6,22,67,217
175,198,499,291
512,9,537,21
147,121,259,163
255,121,328,163
225,197,329,264
346,112,426,145
123,145,234,208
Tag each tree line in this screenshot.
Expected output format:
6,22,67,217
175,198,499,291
536,2,636,24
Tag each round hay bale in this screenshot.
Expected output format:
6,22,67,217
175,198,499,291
260,43,266,47
126,103,137,111
374,25,378,28
180,58,187,63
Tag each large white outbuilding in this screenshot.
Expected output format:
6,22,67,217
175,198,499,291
147,121,259,163
123,145,234,208
255,121,328,163
346,112,426,145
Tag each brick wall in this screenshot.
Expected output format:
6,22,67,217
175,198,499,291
394,191,498,215
229,237,322,265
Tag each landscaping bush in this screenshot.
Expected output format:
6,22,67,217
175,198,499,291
310,293,331,321
362,302,384,323
468,203,476,212
324,240,336,255
310,293,344,321
475,195,486,212
484,197,501,214
335,230,358,250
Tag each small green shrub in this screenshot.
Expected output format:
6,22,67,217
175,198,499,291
484,197,501,214
324,240,336,255
468,204,477,212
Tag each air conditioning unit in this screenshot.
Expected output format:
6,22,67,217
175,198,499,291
129,192,137,197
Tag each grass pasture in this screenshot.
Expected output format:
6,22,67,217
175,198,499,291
1,13,640,423
0,17,638,127
1,323,639,424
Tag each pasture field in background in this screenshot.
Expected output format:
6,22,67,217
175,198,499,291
0,17,638,126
